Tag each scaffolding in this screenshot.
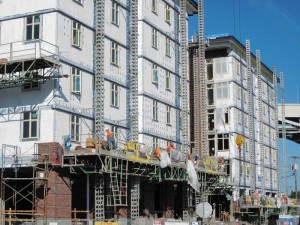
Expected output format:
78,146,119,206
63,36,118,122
0,40,61,89
0,144,49,225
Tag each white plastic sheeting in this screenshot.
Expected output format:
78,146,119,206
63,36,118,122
160,150,171,168
186,160,199,192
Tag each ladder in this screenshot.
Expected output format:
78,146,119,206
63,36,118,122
256,50,265,195
95,0,105,140
246,40,256,192
130,177,140,221
129,0,139,141
94,175,105,221
273,66,280,193
180,0,189,160
107,159,128,206
280,72,288,194
198,0,208,158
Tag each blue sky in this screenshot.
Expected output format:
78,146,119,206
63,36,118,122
188,0,300,194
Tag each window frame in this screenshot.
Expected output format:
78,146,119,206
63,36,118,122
165,4,171,23
72,20,82,48
25,15,41,41
152,64,158,85
22,111,39,140
111,1,119,26
153,100,158,121
166,71,171,91
165,37,171,57
152,28,158,49
71,67,81,94
166,105,171,125
216,82,229,99
152,0,157,14
217,133,229,151
111,83,120,108
70,114,80,141
111,41,119,66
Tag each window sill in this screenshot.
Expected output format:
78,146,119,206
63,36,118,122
166,123,171,127
22,137,39,141
165,54,171,58
24,39,40,44
165,21,171,25
72,45,82,50
111,62,119,68
111,22,120,27
71,91,81,96
166,88,171,92
152,46,158,50
152,119,158,122
111,105,120,109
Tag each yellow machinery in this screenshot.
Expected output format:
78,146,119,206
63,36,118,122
124,141,149,163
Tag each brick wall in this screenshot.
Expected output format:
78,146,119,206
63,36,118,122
37,142,71,219
38,142,62,165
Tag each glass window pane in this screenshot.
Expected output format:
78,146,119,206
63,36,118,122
26,26,32,40
31,121,37,137
34,16,40,23
24,112,30,120
31,112,38,119
27,17,33,24
23,121,29,138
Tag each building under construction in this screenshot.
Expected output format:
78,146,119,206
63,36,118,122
0,0,293,225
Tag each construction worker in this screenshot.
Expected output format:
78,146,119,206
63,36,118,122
166,142,176,153
105,127,116,150
154,146,161,159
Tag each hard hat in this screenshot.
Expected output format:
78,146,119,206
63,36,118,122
170,142,174,146
105,127,109,131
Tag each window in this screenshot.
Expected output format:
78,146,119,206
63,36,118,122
208,109,214,131
111,41,119,65
243,91,248,104
22,111,38,139
179,78,182,96
208,135,215,156
152,64,158,84
245,114,248,128
26,15,40,40
153,137,158,149
237,86,241,99
153,100,158,121
207,84,214,105
225,111,229,124
152,0,157,13
152,28,158,49
166,71,171,90
71,114,80,141
207,62,213,80
71,67,81,94
165,4,171,23
236,60,241,75
217,134,229,151
215,58,228,74
111,2,119,25
216,83,229,99
111,83,119,107
166,37,171,57
166,106,171,125
72,20,81,47
237,110,242,125
179,112,182,130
